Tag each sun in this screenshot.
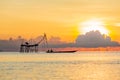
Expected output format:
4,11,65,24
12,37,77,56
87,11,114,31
79,19,109,35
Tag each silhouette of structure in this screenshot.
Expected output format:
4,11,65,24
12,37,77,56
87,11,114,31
20,33,47,53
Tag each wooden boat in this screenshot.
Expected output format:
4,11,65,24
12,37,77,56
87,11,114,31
46,50,76,53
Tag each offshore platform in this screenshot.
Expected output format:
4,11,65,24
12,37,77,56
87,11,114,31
20,33,47,53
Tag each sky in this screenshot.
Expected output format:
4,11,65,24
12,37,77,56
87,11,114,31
1,0,120,43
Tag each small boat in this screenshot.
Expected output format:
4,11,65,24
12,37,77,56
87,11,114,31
46,50,76,53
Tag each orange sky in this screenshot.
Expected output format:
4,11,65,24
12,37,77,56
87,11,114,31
0,0,120,42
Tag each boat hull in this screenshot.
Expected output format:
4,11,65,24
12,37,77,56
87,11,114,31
46,50,76,53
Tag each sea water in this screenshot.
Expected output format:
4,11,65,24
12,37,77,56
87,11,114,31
0,51,120,80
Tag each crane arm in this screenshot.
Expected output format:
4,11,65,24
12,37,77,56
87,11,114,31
37,33,47,45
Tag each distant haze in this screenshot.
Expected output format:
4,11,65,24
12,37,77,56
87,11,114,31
0,31,119,51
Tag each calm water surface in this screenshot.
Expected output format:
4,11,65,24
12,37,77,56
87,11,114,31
0,51,120,80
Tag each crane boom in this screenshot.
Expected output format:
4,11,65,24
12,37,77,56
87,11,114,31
37,33,47,45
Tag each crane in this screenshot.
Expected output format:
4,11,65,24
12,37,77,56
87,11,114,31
20,33,48,53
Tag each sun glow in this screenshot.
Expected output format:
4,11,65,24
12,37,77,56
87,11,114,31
80,19,109,35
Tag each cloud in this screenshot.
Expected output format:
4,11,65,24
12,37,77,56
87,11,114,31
0,37,25,51
48,36,66,44
75,30,119,47
48,31,120,48
47,36,70,48
0,31,120,52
